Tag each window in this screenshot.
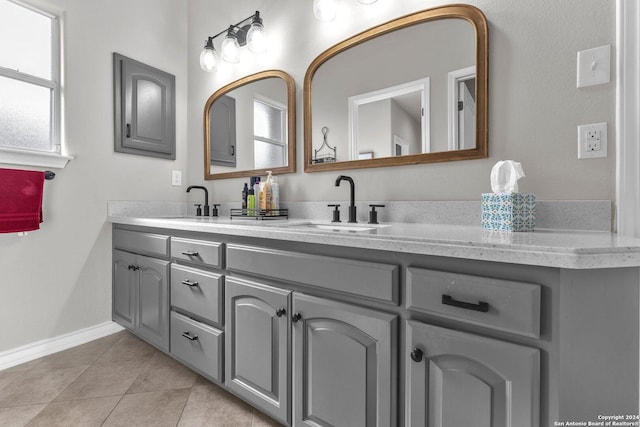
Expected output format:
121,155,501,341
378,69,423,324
253,97,287,170
0,0,69,168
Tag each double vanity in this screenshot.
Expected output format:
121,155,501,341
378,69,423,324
107,2,638,425
109,214,640,427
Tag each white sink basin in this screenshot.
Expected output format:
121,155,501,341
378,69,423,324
281,222,389,233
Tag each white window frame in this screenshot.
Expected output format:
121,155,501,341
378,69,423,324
0,0,71,168
253,95,288,168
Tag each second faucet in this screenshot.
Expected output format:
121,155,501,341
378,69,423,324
335,175,356,223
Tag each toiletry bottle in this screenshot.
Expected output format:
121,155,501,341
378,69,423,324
258,181,267,213
253,177,261,203
264,171,273,214
271,175,279,214
247,187,255,216
242,183,248,212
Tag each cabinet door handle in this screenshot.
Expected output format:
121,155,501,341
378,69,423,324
442,294,489,313
276,307,286,317
126,123,131,138
181,279,199,287
291,313,302,323
410,347,424,363
128,264,140,271
181,250,200,257
182,331,198,341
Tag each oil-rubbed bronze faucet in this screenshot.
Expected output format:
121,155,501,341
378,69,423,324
186,185,209,216
335,175,356,223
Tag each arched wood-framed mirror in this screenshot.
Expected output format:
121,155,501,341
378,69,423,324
204,70,296,180
303,4,488,172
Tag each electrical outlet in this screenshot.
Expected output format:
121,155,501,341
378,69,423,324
578,123,607,159
171,170,182,186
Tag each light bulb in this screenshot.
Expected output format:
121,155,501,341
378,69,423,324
199,39,218,72
247,18,267,54
313,0,336,22
221,31,241,64
357,0,378,4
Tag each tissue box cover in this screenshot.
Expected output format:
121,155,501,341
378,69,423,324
481,193,535,232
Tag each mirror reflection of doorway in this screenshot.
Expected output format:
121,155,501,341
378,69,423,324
448,66,476,150
348,78,430,160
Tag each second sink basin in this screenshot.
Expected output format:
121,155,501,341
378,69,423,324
281,222,389,233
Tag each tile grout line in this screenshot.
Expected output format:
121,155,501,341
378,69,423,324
175,386,194,427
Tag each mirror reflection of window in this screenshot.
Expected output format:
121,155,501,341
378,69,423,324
254,97,287,169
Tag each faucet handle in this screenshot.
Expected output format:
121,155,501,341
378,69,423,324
327,204,341,223
368,204,385,224
212,204,220,217
194,204,202,217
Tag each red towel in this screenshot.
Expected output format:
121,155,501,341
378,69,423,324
0,168,45,233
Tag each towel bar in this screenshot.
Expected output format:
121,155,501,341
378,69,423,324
44,171,55,180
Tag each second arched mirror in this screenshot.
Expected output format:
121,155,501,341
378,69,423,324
304,4,488,172
204,70,296,180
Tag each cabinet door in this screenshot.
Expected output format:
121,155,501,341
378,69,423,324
406,320,540,427
292,293,397,427
225,277,290,424
136,255,170,351
114,53,175,159
112,250,136,330
210,94,236,167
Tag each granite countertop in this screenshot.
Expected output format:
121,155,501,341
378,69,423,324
107,215,640,270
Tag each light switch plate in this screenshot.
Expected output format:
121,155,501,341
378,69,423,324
577,45,611,88
171,170,182,186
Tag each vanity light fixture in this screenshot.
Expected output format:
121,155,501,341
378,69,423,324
199,11,267,72
313,0,377,22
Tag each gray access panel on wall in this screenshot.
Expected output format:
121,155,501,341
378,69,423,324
114,53,176,159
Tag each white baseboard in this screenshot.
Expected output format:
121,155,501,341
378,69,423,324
0,321,124,371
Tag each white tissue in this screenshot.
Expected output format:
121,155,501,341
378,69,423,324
490,160,525,193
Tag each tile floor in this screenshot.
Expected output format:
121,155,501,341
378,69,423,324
0,330,284,427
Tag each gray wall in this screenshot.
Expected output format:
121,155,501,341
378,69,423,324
0,0,188,352
187,0,614,203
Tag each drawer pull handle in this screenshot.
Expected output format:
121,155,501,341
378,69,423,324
182,250,200,257
442,294,489,313
276,307,286,317
181,279,199,287
182,331,199,341
410,347,424,363
291,313,302,323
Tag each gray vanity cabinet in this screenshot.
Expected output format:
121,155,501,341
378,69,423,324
112,249,170,351
292,293,397,427
405,320,540,427
112,249,136,330
225,277,291,424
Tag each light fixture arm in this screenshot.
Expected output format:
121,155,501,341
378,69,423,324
205,11,261,46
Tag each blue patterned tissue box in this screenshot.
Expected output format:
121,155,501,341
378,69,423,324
481,193,536,232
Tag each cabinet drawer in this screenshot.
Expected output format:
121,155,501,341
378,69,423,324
170,311,223,383
171,237,223,268
113,229,169,257
227,244,399,304
171,264,223,326
407,268,541,338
